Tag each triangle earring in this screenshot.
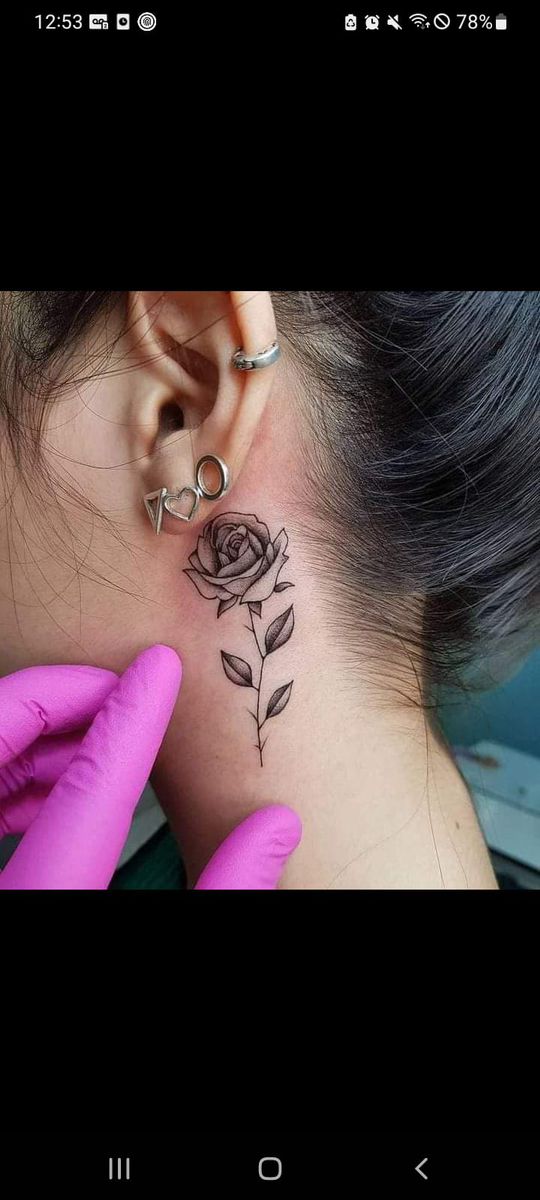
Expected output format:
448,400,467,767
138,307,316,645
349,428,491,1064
143,487,167,536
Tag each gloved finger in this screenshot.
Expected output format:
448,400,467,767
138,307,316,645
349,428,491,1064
0,731,83,805
0,788,50,836
0,732,84,836
194,804,302,890
0,664,119,768
0,644,182,890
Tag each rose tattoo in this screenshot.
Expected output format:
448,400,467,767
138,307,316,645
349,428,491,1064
184,512,295,766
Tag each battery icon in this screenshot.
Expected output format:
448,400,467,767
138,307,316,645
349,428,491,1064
495,13,507,29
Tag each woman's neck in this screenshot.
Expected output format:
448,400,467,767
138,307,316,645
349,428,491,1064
150,534,497,890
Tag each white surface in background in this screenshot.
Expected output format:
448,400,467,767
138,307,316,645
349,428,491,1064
117,782,166,867
455,741,540,871
0,781,167,872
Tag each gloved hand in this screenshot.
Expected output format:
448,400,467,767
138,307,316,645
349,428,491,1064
0,645,301,889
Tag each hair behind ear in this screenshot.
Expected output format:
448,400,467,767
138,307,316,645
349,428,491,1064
273,290,540,693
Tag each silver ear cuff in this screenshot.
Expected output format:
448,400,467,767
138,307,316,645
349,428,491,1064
232,340,281,371
143,454,230,535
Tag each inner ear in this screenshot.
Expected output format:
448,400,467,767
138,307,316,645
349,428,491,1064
153,339,219,441
159,400,185,435
160,335,219,391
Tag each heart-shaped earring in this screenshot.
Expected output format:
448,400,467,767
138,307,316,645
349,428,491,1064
163,485,201,524
143,455,230,535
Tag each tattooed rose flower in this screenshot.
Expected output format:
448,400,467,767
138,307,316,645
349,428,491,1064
184,511,291,615
185,509,296,766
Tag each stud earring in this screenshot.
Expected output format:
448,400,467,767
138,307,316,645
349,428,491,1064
143,454,230,535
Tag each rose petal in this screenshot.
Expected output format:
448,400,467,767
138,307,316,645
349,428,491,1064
217,547,260,579
241,530,289,604
248,531,264,557
223,530,241,556
218,565,266,596
197,536,219,575
215,524,236,551
273,530,288,555
265,543,275,565
184,570,231,600
218,552,230,567
189,552,204,571
217,595,239,617
206,513,271,549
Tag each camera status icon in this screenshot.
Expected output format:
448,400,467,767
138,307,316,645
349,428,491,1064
117,13,130,28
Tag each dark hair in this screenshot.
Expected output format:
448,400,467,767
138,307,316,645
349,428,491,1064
0,291,123,472
2,290,539,699
272,291,540,695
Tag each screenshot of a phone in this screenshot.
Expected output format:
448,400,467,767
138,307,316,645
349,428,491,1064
0,4,536,1194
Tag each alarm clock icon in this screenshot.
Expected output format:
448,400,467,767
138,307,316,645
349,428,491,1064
365,14,380,28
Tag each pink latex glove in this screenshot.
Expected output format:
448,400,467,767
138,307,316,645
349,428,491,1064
194,805,302,889
0,645,301,889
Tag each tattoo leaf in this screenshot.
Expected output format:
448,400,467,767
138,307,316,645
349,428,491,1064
265,681,293,720
221,651,253,688
265,604,295,655
248,601,262,617
274,581,294,592
217,595,238,618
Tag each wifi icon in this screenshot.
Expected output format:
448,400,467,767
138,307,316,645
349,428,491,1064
409,12,430,26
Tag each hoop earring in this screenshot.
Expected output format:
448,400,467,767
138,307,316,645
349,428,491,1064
195,454,230,500
143,454,230,535
231,341,281,371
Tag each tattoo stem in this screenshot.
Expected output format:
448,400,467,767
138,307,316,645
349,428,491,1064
249,607,266,767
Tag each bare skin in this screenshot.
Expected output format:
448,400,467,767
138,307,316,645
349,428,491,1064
0,291,497,889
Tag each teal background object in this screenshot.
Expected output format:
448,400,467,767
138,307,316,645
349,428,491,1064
438,648,540,757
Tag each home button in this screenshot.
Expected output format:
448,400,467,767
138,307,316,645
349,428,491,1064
258,1157,283,1180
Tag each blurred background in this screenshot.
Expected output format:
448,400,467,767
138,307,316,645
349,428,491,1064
439,647,540,889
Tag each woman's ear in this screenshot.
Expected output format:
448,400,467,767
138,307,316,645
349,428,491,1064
129,291,279,531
